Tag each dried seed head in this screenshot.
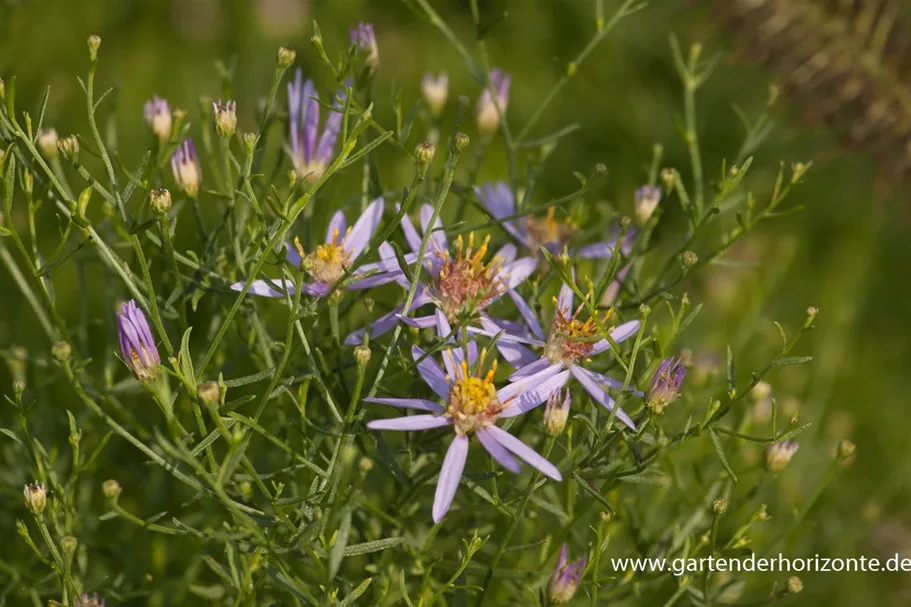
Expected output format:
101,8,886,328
150,188,172,215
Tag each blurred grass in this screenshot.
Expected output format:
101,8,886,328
1,0,910,604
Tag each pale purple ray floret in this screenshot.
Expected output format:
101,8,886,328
230,198,404,299
477,282,641,430
350,22,379,68
116,299,160,382
365,311,568,522
287,68,343,183
475,181,634,260
343,202,538,346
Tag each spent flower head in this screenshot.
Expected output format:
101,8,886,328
75,593,105,607
648,357,686,414
213,99,237,138
115,300,160,382
23,481,47,514
549,544,587,604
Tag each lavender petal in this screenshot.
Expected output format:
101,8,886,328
570,365,636,430
231,279,295,298
432,434,469,523
367,414,452,432
484,426,562,481
346,198,384,260
412,345,450,399
364,397,444,412
476,428,521,473
499,369,571,418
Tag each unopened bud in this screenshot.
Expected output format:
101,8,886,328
806,306,818,321
639,303,651,317
38,129,59,157
751,381,772,402
766,441,799,472
244,132,258,155
57,135,79,163
634,184,661,225
837,439,856,460
415,142,436,166
213,100,237,138
102,479,121,500
660,168,675,190
76,187,92,219
23,170,33,196
150,188,172,214
61,535,78,555
23,482,47,514
711,498,727,516
786,576,803,594
681,250,698,269
543,389,571,437
454,132,470,152
87,35,101,61
197,382,221,407
277,47,296,69
13,380,25,396
359,456,374,474
363,298,375,314
354,345,372,367
51,341,71,363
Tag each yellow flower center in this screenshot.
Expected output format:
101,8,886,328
447,350,506,435
297,230,351,285
544,298,613,365
525,207,574,253
433,232,505,320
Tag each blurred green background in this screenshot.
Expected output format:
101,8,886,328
1,0,910,604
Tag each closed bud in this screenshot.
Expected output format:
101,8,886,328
766,441,799,472
354,345,372,367
634,184,661,225
359,456,374,474
681,250,698,269
38,128,59,157
75,593,105,607
23,169,33,196
806,306,818,322
87,35,101,61
594,162,607,175
751,381,772,402
13,379,25,396
548,544,586,605
213,100,237,138
51,340,72,363
421,72,449,116
660,167,675,190
197,381,221,407
23,481,47,514
454,132,470,152
363,298,375,314
415,142,435,167
786,576,803,594
243,132,258,155
543,389,571,437
57,135,79,163
150,188,172,214
711,498,728,516
77,187,92,219
61,535,78,555
639,303,651,317
837,439,856,460
144,96,172,142
102,479,121,500
277,47,296,69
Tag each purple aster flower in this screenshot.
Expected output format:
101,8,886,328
350,22,379,69
343,202,537,345
766,440,799,472
287,69,343,184
647,357,686,414
422,72,449,116
171,139,201,198
548,544,587,605
144,95,171,142
116,300,160,382
476,68,510,136
231,198,403,299
477,282,641,429
634,184,662,225
366,312,567,522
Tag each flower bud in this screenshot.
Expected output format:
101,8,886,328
102,479,121,500
23,481,47,514
354,345,372,367
786,576,803,594
171,139,202,197
454,132,470,152
681,250,698,269
421,72,449,116
548,544,586,605
359,456,374,474
244,132,258,155
277,47,296,69
57,135,79,163
660,167,675,190
13,380,25,396
144,96,172,143
197,381,222,407
837,439,856,460
150,188,172,215
87,35,101,61
766,441,799,472
116,300,160,382
51,340,72,363
350,22,379,71
543,389,570,437
213,100,237,138
415,142,436,167
711,498,728,516
61,535,78,555
634,184,661,225
476,68,510,136
594,162,608,176
75,592,105,607
38,128,59,158
648,358,686,414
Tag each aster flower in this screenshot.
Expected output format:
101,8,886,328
476,68,510,136
365,313,567,522
213,99,237,138
343,202,537,345
422,72,449,115
287,69,343,184
171,139,201,197
144,95,172,142
647,357,686,414
350,22,379,69
548,544,587,605
230,198,404,299
634,184,662,225
116,300,161,382
478,282,641,429
766,440,799,472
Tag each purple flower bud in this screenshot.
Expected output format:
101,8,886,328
549,544,587,604
648,357,686,414
116,300,160,382
171,139,202,197
634,184,662,225
476,68,510,135
350,22,379,69
766,440,799,472
144,95,172,142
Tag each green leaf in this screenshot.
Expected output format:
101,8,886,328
726,345,735,395
343,537,404,557
0,428,22,444
329,502,353,578
222,367,275,388
708,427,738,483
770,356,813,368
179,327,195,386
338,577,373,606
